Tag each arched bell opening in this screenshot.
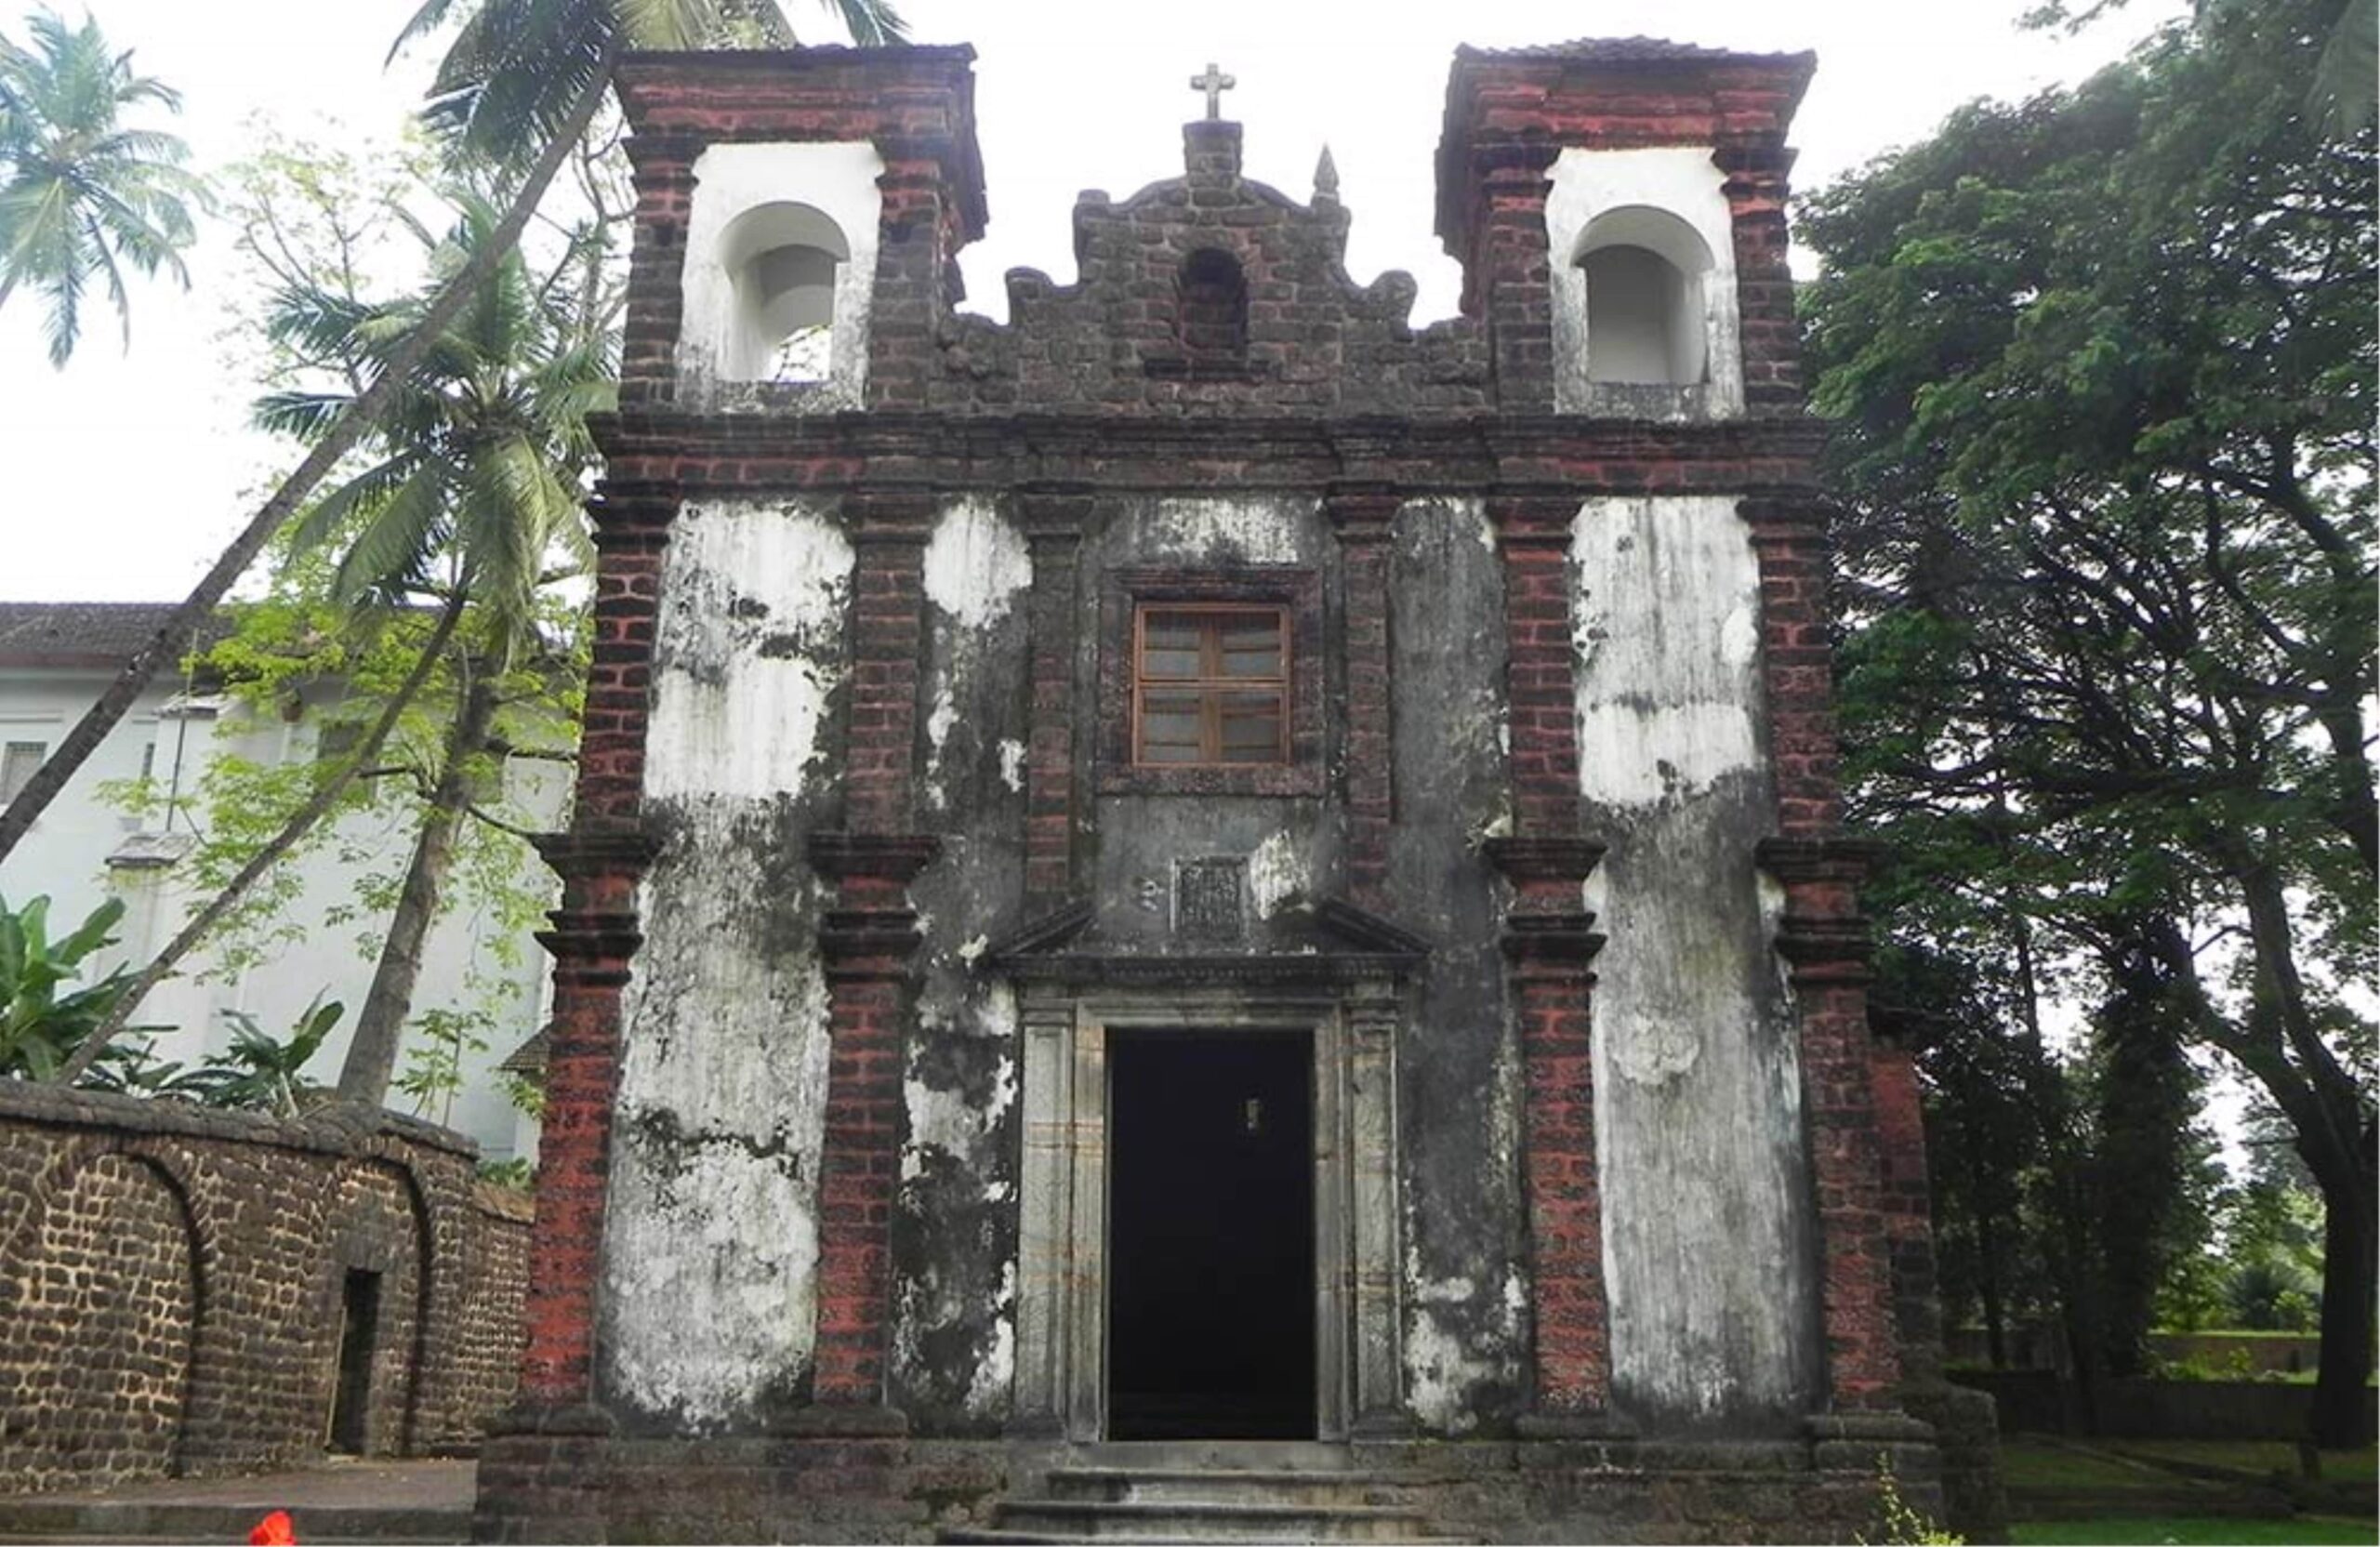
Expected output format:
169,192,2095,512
719,201,853,384
1575,205,1714,389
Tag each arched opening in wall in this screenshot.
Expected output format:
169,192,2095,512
1576,206,1713,388
0,1153,199,1488
720,201,852,384
1176,248,1248,362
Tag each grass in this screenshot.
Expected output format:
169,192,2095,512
2106,1440,2379,1488
2013,1514,2375,1545
1999,1442,2194,1489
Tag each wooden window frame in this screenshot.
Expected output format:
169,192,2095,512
1130,603,1290,768
1098,566,1324,798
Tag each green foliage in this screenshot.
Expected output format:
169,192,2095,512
2011,1514,2375,1545
204,995,344,1116
476,1155,534,1189
395,1002,494,1126
0,7,205,364
392,0,906,175
1805,0,2376,1435
1860,1458,1964,1546
0,894,132,1079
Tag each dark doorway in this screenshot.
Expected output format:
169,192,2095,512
1108,1029,1314,1439
328,1269,380,1453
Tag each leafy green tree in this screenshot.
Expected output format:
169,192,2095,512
0,0,905,867
0,7,202,365
261,190,602,1108
1805,0,2375,1444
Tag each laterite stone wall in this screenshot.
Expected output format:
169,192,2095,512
0,1083,529,1492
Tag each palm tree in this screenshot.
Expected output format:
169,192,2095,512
0,0,906,868
258,192,608,1107
0,7,203,366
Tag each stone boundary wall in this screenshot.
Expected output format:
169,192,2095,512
474,1432,1948,1545
0,1082,529,1493
1952,1369,2373,1440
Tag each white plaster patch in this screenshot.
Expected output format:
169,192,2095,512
921,500,1032,806
1572,495,1818,1421
1403,1262,1497,1435
645,501,852,803
604,844,835,1429
998,738,1027,792
1571,496,1763,809
965,1262,1018,1417
1544,147,1744,417
922,498,1033,629
1246,829,1308,919
1146,496,1310,564
677,140,883,409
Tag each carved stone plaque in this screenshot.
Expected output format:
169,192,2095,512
1175,857,1245,943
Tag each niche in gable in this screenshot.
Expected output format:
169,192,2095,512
1544,147,1744,421
676,140,884,411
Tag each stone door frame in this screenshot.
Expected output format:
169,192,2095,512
1010,978,1405,1442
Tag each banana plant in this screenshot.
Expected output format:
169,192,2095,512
0,894,134,1080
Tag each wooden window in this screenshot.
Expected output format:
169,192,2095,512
1133,605,1288,766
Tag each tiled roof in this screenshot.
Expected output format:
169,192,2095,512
1454,36,1810,67
0,602,212,668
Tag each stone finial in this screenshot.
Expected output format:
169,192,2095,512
1313,144,1340,200
1189,61,1236,120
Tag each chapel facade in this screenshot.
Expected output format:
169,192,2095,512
474,38,1998,1544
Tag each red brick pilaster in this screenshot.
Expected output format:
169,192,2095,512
794,490,941,1433
1475,151,1560,411
1870,1020,1945,1387
1714,139,1804,414
1486,838,1620,1433
1019,492,1089,903
519,830,660,1418
867,142,956,410
1760,836,1902,1412
615,136,698,409
1328,487,1398,909
798,834,939,1433
1486,491,1622,1434
575,492,676,827
844,494,933,833
1742,497,1841,836
507,491,679,1421
1493,496,1583,837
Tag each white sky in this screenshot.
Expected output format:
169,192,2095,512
0,0,2184,602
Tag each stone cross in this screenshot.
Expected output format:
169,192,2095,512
1190,62,1236,120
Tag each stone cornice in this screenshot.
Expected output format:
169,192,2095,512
532,829,662,882
588,409,1827,498
806,831,943,884
1755,835,1885,887
1484,835,1608,884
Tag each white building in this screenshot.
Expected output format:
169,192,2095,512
0,602,551,1161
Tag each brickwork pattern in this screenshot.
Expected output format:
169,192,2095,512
0,1154,194,1488
1328,493,1397,908
812,968,907,1406
496,37,1951,1535
0,1086,526,1493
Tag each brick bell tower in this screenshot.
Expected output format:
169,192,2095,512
474,35,1992,1546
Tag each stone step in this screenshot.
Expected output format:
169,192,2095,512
1044,1467,1410,1508
0,1501,464,1543
1064,1441,1361,1473
990,1498,1440,1543
942,1523,1465,1532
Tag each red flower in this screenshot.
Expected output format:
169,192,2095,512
248,1510,297,1545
